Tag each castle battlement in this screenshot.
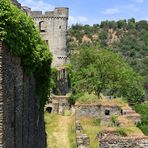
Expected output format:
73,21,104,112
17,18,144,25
25,7,69,19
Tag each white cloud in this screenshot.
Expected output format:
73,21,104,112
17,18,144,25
69,16,88,25
133,0,144,3
19,0,54,12
102,8,120,15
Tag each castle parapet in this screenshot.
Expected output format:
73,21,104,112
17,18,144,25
30,7,69,18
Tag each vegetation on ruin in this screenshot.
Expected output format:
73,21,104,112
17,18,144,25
69,44,144,104
80,118,101,147
68,19,148,101
80,117,144,147
134,103,148,135
75,93,128,107
0,0,52,110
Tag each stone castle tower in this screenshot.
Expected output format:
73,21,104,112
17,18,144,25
23,6,69,94
24,7,69,67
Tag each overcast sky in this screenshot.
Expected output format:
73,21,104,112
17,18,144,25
18,0,148,25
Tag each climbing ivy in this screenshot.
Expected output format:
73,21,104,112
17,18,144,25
0,0,52,110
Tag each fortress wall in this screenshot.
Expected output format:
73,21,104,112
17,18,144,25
0,42,46,148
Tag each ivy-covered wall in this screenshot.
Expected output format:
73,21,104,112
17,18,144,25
0,0,52,147
0,0,52,110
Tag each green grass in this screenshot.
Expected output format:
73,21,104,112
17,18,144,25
116,127,144,136
44,112,60,147
134,103,148,135
93,118,101,126
77,93,99,104
68,117,76,148
44,112,76,148
76,93,127,107
80,118,101,148
64,110,71,116
116,128,130,137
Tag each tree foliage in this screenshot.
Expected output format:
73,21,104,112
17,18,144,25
0,0,52,110
134,103,148,135
69,45,144,103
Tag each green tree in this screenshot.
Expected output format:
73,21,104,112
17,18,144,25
127,18,136,29
117,19,127,29
70,45,144,103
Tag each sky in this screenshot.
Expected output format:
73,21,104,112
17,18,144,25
18,0,148,26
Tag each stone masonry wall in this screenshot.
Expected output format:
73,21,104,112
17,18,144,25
99,136,148,148
0,42,46,148
76,120,90,148
76,104,121,119
52,95,70,115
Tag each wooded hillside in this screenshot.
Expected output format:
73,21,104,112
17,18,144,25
67,18,148,99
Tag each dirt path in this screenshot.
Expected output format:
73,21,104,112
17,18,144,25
45,113,73,148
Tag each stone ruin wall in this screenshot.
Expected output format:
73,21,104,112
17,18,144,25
51,95,70,114
0,42,46,148
99,136,148,148
75,104,121,120
75,120,90,148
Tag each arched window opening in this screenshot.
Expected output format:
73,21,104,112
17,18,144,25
39,21,47,32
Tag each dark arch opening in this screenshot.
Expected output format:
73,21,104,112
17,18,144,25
39,21,46,32
46,107,52,113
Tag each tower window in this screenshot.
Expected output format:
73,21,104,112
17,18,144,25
39,21,47,32
59,25,61,29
